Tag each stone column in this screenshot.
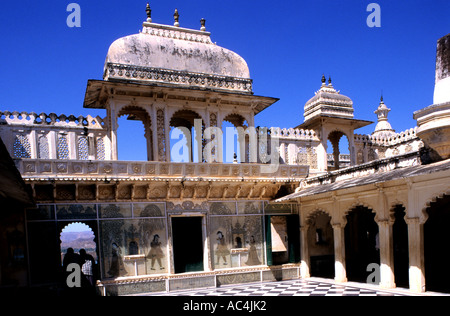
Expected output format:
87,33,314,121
164,109,171,162
328,132,341,170
316,141,328,172
29,129,37,159
202,215,212,272
378,220,396,289
144,124,153,161
348,131,356,166
68,131,77,160
108,102,119,161
300,225,310,278
155,108,167,162
48,130,57,159
332,223,347,283
405,217,426,293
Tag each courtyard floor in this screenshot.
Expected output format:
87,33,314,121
141,277,449,297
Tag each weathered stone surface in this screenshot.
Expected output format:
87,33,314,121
434,33,450,104
436,33,450,81
105,23,250,82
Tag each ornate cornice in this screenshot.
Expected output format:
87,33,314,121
104,63,253,94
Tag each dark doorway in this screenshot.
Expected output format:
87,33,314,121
308,212,335,279
265,215,300,266
345,206,380,283
392,205,409,289
172,217,204,274
424,195,450,293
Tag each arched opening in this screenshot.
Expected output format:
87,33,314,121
117,106,153,161
424,194,450,293
222,114,250,163
392,204,409,289
307,211,335,278
170,110,205,162
60,222,97,264
345,206,380,283
60,221,99,292
327,131,350,171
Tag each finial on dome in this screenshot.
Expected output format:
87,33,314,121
328,76,332,86
373,94,395,136
200,18,206,31
146,3,152,22
174,9,180,27
321,74,326,85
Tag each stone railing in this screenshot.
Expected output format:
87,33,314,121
354,127,419,147
270,127,319,141
16,160,310,181
270,127,320,169
327,154,351,162
0,111,110,160
141,22,214,44
303,151,421,189
0,111,106,129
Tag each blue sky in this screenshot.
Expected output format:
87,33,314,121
1,1,449,160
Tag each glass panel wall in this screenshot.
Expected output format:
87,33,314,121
210,201,264,270
27,202,167,283
26,200,285,284
100,217,167,279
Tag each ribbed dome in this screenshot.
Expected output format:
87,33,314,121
103,21,252,94
303,77,354,122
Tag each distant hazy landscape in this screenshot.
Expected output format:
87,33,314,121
60,230,97,261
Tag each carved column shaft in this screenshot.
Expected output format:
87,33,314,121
332,223,347,283
300,225,310,278
377,219,396,289
406,217,426,293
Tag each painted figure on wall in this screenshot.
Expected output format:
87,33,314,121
245,235,261,266
108,242,127,277
148,234,165,270
216,231,230,265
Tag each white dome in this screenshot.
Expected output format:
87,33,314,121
103,22,252,94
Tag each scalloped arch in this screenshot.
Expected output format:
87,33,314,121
421,186,450,224
305,208,333,226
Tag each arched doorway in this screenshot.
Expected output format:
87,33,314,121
307,211,335,278
424,194,450,293
345,206,380,283
392,204,409,289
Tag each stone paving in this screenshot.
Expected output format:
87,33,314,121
142,277,448,297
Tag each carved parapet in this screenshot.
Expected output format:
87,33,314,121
270,127,319,141
354,127,419,147
303,151,421,189
0,111,106,129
